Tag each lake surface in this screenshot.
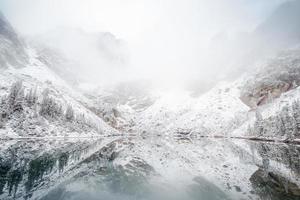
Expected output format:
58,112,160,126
0,136,299,200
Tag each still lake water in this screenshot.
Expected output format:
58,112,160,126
0,136,299,200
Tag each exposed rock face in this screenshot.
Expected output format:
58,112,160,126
241,49,300,109
240,82,292,109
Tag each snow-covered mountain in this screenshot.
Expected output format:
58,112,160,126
0,12,28,69
114,47,300,142
0,12,118,138
0,2,300,200
1,0,300,144
30,27,129,86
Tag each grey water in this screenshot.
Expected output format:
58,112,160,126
0,136,299,200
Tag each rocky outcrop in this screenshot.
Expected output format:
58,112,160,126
240,82,293,109
241,48,300,109
250,168,300,200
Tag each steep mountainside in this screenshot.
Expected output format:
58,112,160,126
0,12,118,138
0,12,28,69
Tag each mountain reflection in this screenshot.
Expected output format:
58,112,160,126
0,137,299,200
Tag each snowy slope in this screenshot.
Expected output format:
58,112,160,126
0,13,118,138
110,47,300,141
1,7,300,141
0,48,118,138
118,78,249,137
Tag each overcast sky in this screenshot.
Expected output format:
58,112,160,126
0,0,290,87
0,0,287,40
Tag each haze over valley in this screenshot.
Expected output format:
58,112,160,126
0,1,300,199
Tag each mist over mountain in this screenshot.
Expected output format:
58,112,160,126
0,1,300,200
255,0,300,47
0,11,28,69
206,0,300,81
0,10,118,139
0,11,19,44
31,27,129,86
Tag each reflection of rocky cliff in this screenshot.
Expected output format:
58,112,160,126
1,138,300,200
41,140,157,200
250,168,300,200
0,139,116,199
248,142,300,199
252,142,300,175
224,140,300,199
0,138,157,200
